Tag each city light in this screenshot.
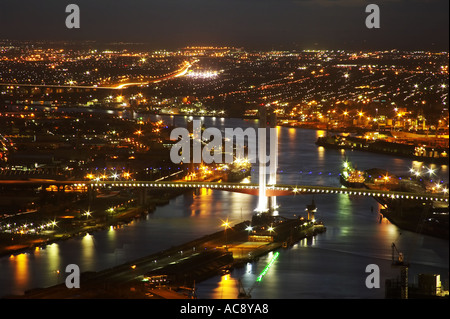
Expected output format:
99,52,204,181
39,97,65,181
0,37,448,301
221,219,230,229
123,172,131,179
186,70,219,79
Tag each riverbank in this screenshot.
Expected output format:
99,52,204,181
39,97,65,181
0,162,251,259
361,175,449,240
316,135,449,165
378,202,449,239
4,217,326,299
0,188,189,258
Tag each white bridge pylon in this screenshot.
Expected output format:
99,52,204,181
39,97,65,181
255,106,279,215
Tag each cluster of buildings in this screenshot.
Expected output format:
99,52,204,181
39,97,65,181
0,41,448,191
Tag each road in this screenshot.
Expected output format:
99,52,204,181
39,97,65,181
0,61,195,90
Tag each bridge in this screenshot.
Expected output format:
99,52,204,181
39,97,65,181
0,179,447,203
1,107,448,211
91,181,449,202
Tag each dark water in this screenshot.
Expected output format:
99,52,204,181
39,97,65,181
0,115,448,299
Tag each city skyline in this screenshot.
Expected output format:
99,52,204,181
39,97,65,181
0,0,448,51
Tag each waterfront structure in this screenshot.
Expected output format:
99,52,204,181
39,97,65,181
256,105,279,214
256,106,268,213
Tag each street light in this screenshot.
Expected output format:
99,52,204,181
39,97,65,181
426,167,436,176
222,219,230,229
222,219,230,248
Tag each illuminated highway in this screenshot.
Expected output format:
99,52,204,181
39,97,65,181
111,60,194,89
0,60,194,90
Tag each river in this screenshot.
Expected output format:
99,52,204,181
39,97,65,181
0,115,448,299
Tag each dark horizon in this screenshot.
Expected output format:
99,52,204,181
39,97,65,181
0,0,448,51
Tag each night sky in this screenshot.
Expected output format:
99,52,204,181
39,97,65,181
0,0,448,50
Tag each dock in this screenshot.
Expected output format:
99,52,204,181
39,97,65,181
4,215,326,299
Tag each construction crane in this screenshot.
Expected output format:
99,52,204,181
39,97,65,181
391,242,409,266
237,279,253,299
391,242,409,299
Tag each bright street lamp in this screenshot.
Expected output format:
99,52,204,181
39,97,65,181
222,219,230,247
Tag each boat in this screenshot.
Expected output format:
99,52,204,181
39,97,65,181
340,160,365,188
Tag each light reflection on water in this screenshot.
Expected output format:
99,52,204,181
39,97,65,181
210,274,239,299
0,117,448,298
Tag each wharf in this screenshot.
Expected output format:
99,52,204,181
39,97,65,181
4,217,326,299
316,135,449,165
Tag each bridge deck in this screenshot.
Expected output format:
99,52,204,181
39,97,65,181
0,180,447,202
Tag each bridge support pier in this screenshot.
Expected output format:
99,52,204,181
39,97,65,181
88,185,96,206
138,188,148,206
267,197,279,216
39,184,48,204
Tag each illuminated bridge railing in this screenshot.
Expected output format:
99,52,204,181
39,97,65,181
85,181,449,203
